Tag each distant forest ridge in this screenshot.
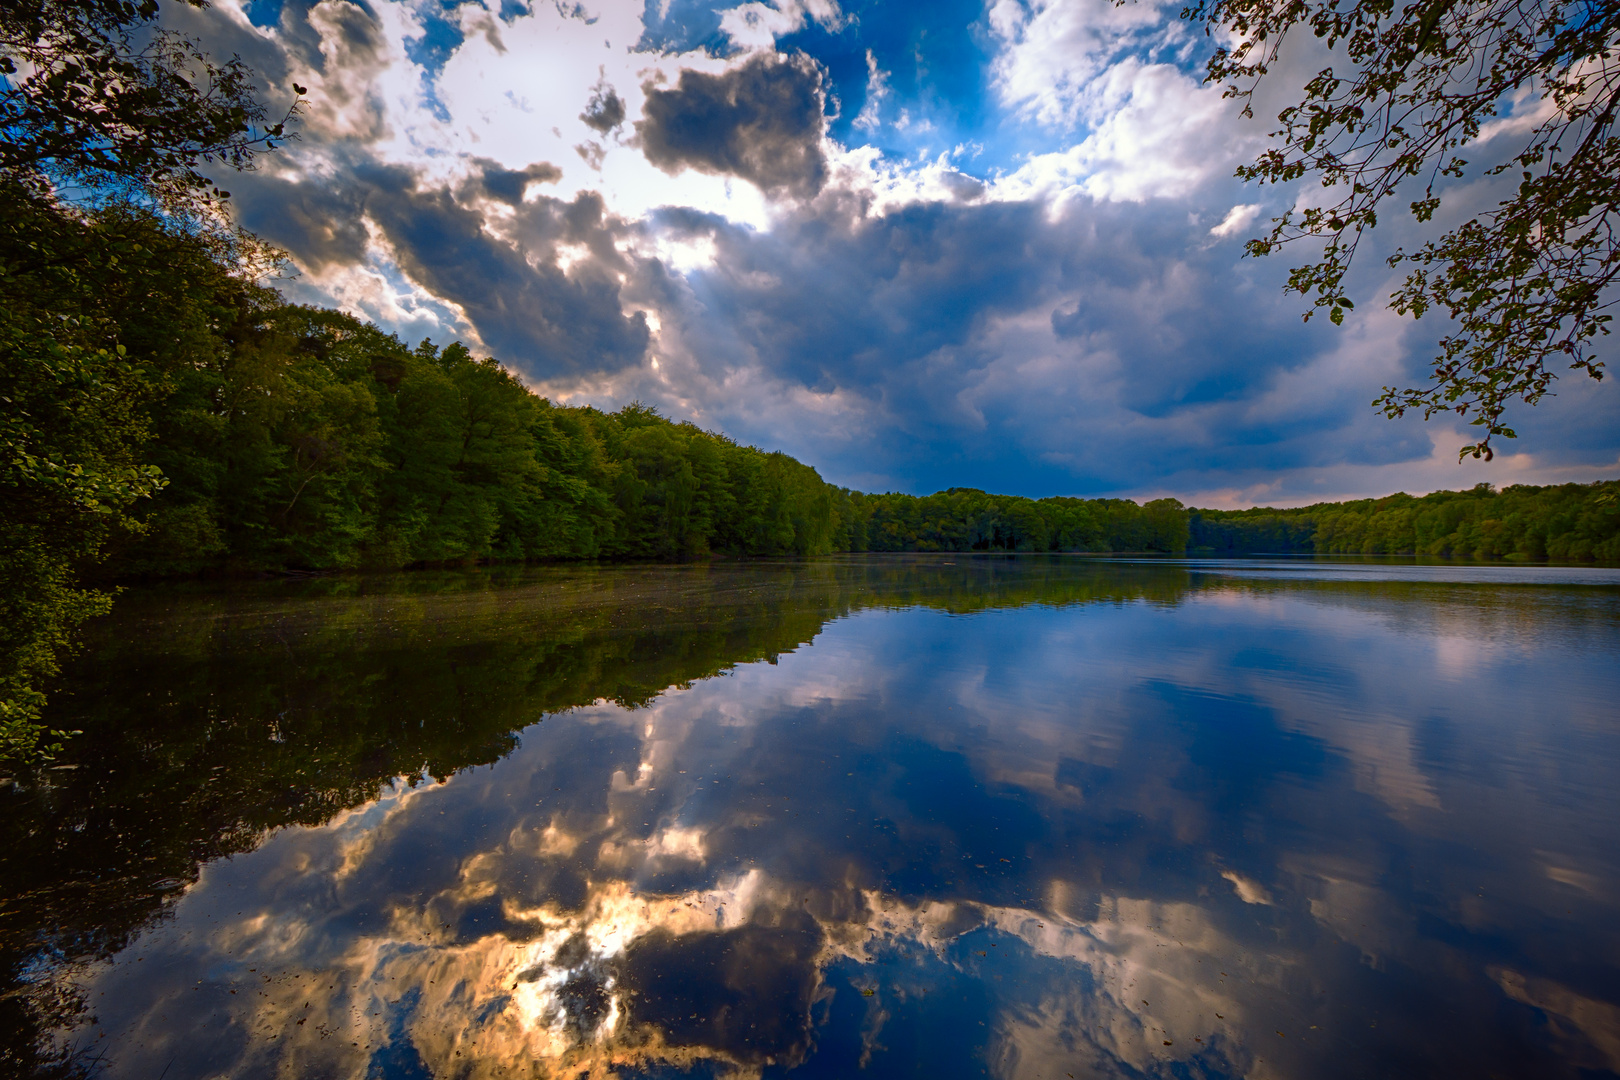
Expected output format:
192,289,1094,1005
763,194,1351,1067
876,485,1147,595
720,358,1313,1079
1186,485,1619,561
823,481,1620,562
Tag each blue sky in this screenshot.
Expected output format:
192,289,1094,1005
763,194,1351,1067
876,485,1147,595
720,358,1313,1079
173,0,1618,505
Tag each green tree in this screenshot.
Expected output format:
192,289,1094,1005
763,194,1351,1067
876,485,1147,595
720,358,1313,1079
1192,0,1618,458
0,189,176,759
615,420,702,559
0,0,300,216
524,400,621,559
0,0,298,760
376,341,542,566
1191,480,1620,559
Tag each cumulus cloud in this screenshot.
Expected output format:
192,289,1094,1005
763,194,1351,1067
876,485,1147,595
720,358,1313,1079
993,60,1249,204
579,74,627,133
230,170,373,271
1209,203,1262,238
638,52,830,199
474,158,564,204
988,0,1187,129
715,0,846,52
231,157,652,377
361,172,653,374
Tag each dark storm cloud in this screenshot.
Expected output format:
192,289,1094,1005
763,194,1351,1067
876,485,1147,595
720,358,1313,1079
637,52,828,198
580,79,627,133
662,199,1056,390
474,158,564,204
649,193,1408,491
357,163,650,374
232,158,650,377
230,174,370,271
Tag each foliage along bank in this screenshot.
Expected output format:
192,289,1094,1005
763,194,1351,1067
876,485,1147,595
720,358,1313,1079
1191,483,1620,561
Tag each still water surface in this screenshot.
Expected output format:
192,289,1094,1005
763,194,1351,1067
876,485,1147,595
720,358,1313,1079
3,556,1619,1079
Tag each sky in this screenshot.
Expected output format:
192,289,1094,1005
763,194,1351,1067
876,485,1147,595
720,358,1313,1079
168,0,1619,506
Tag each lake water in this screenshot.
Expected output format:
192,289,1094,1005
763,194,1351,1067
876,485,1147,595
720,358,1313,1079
3,556,1619,1079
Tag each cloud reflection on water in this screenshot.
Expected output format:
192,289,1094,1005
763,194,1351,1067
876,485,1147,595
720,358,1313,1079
31,563,1620,1079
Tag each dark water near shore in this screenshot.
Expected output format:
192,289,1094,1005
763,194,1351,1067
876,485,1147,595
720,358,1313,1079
3,556,1619,1079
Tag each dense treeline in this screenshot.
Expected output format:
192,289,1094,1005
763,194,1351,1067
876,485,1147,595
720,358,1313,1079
117,304,842,573
847,488,1191,554
1191,482,1620,560
123,343,1201,570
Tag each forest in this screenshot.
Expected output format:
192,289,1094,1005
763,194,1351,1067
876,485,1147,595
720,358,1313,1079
1191,483,1620,561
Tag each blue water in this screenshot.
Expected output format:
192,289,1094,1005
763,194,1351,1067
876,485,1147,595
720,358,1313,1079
4,557,1618,1078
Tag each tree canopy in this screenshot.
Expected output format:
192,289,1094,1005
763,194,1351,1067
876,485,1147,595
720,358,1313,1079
1192,0,1619,458
0,0,297,761
1192,479,1620,557
0,0,299,215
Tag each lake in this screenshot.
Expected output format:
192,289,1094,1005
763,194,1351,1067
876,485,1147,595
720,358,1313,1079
3,556,1618,1079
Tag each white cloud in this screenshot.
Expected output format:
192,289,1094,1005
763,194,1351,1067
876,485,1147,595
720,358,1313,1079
1068,60,1243,202
852,48,890,132
988,0,1184,129
717,0,845,52
1210,202,1262,237
982,61,1244,205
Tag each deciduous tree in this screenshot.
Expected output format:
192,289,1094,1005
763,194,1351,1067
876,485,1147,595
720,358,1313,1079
0,0,300,214
1190,0,1619,458
0,0,297,761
